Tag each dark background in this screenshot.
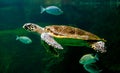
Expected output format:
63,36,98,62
0,0,120,73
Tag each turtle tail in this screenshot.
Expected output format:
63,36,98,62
91,41,107,53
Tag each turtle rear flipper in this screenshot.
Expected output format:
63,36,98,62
91,41,107,53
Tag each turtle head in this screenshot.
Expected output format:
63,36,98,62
23,23,44,34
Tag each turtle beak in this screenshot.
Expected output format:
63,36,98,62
23,24,28,30
23,23,32,31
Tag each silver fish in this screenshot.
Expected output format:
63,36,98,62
16,36,32,44
40,6,63,15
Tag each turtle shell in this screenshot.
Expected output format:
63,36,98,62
44,25,103,41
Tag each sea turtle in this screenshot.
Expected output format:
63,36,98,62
23,23,107,56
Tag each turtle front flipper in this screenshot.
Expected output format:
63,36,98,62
41,33,64,50
41,40,59,56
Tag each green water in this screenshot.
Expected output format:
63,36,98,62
0,0,120,73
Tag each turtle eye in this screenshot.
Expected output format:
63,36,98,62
30,27,34,31
28,24,37,31
24,25,28,30
31,25,35,29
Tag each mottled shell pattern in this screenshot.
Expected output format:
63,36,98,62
44,25,102,41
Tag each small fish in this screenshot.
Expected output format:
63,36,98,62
83,64,102,73
16,36,32,44
40,6,63,15
79,54,99,65
80,54,101,73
